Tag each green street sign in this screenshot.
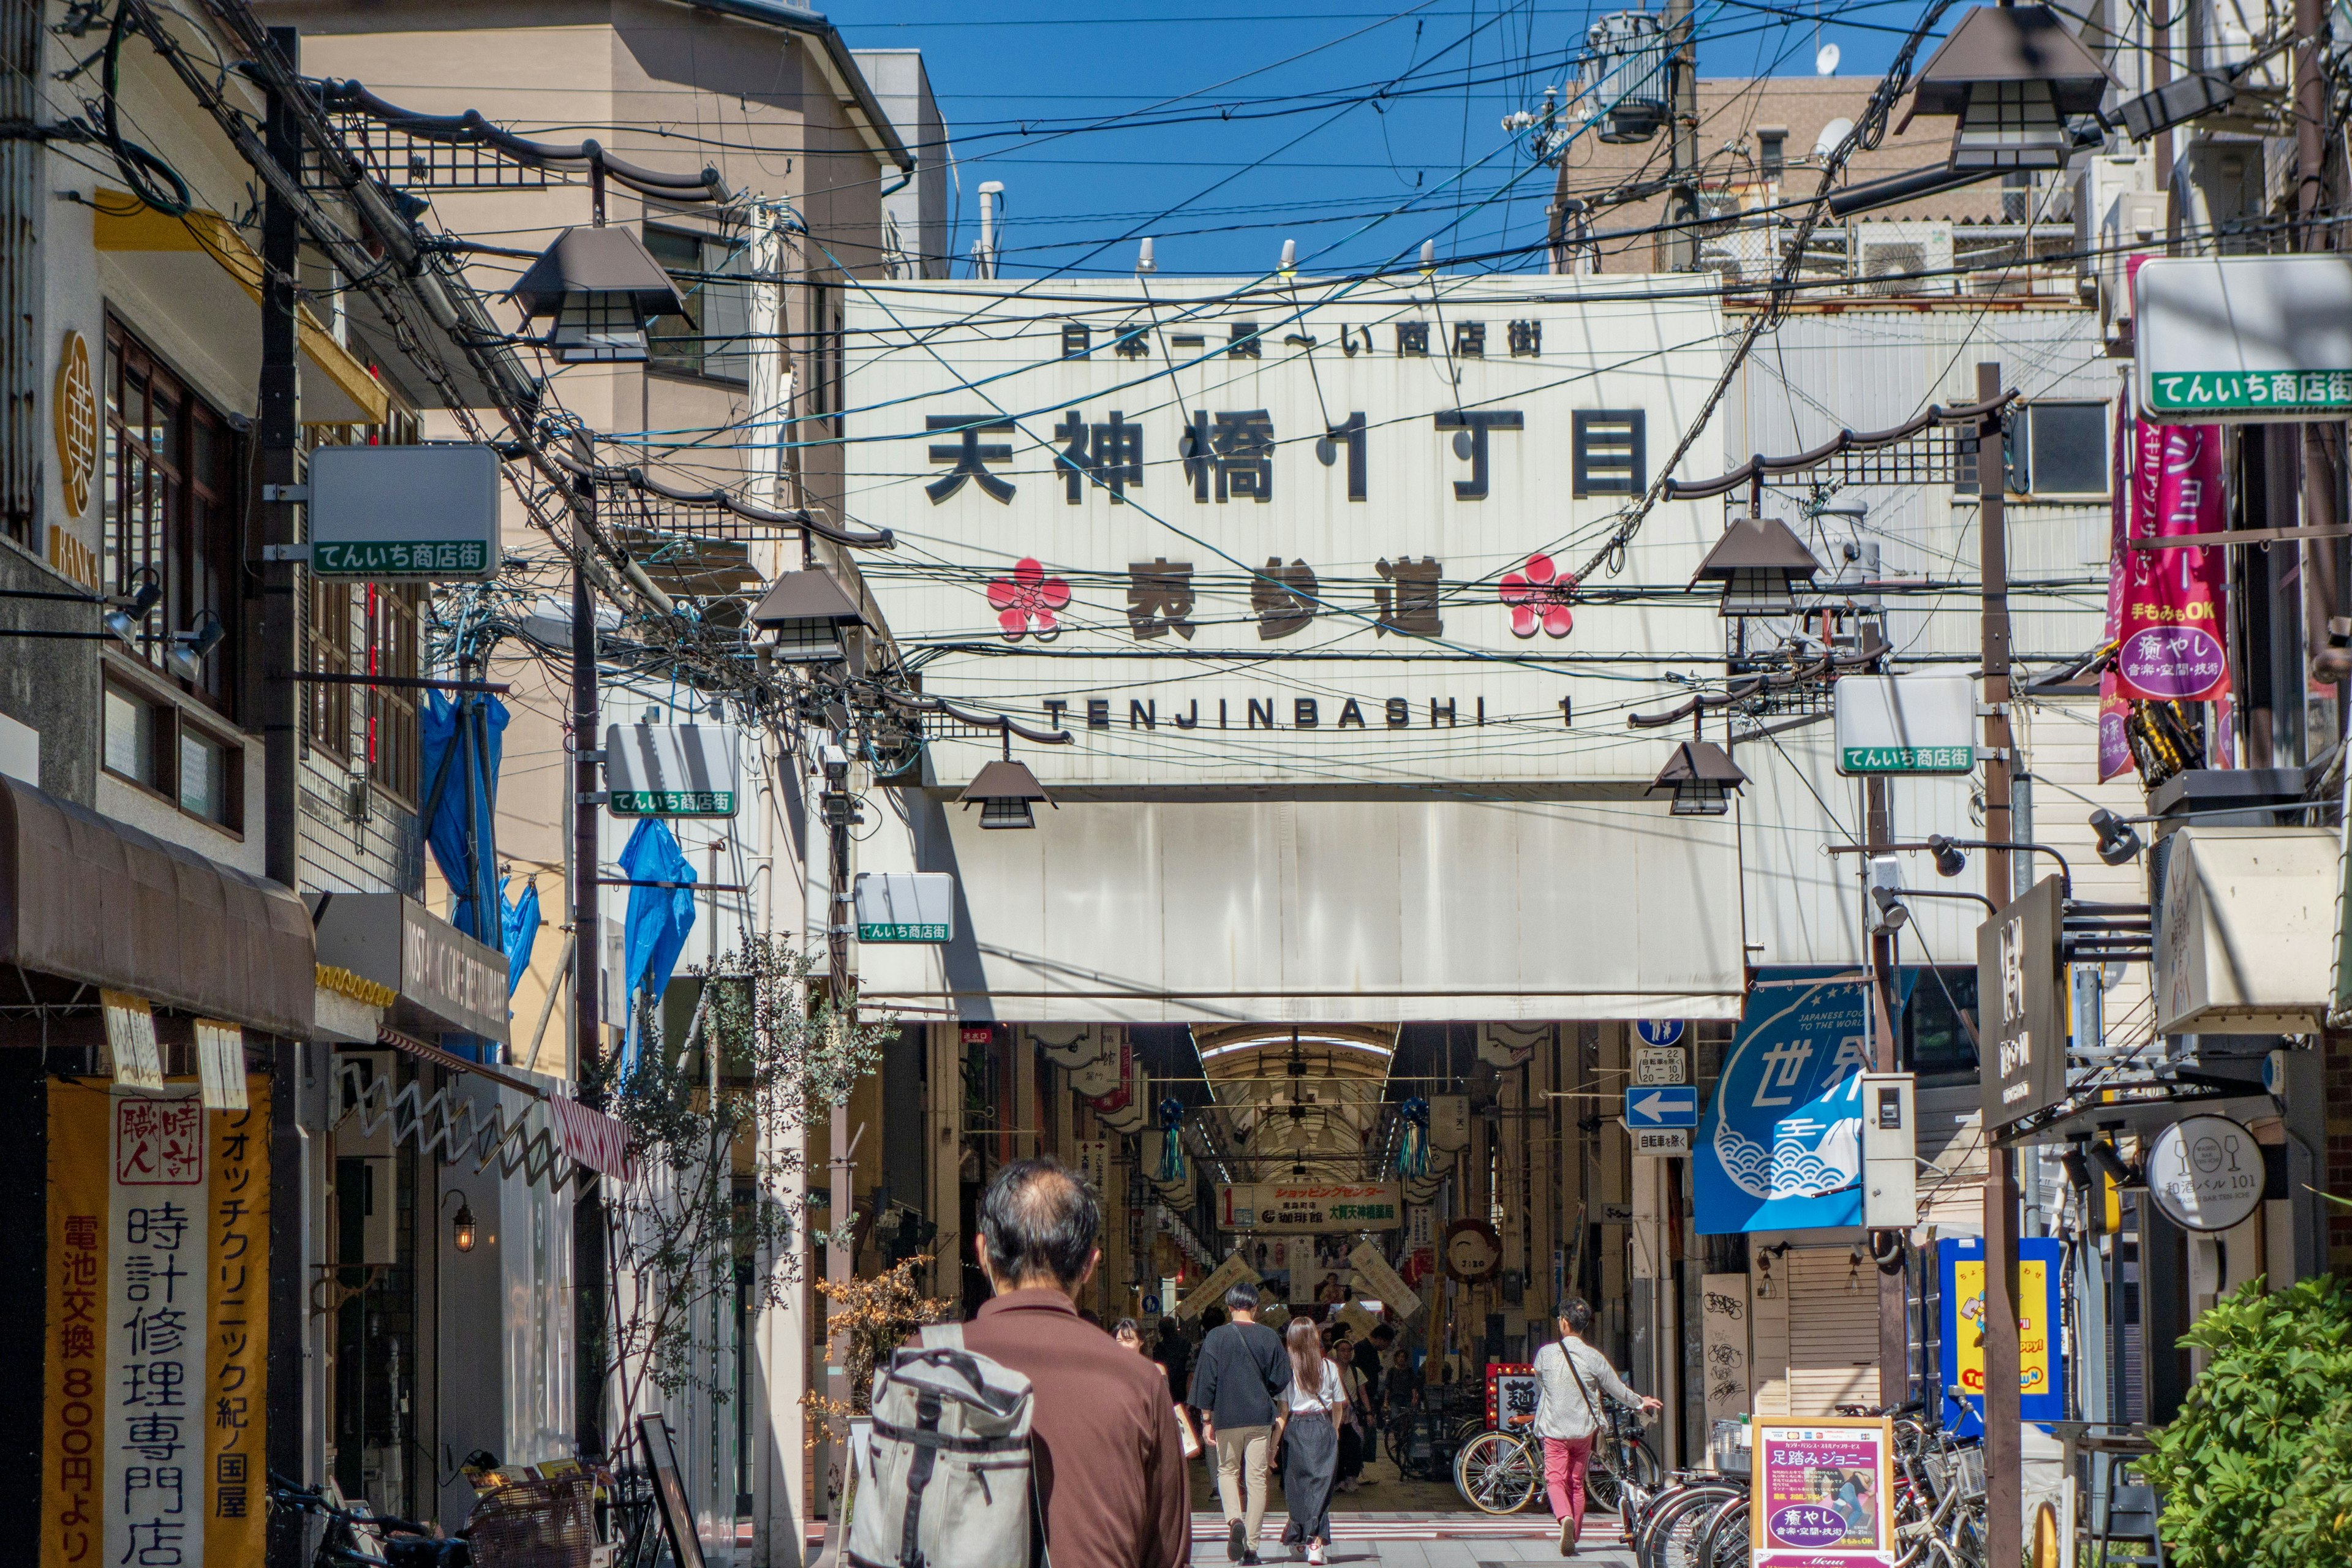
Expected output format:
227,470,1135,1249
857,921,950,943
610,789,736,818
312,540,491,577
2146,369,2352,415
1840,744,1974,775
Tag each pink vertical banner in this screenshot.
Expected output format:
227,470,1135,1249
2098,401,2133,780
2115,417,2231,704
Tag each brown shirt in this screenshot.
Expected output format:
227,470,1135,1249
948,1288,1192,1568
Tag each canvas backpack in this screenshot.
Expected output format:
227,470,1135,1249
846,1324,1042,1568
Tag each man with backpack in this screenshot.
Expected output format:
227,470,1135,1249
853,1158,1189,1568
1188,1281,1294,1563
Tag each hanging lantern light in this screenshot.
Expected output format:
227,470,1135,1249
1648,740,1749,816
959,719,1054,829
510,226,693,363
748,565,869,665
1901,6,2113,171
1691,514,1823,617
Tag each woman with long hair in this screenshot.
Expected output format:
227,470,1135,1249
1273,1316,1346,1565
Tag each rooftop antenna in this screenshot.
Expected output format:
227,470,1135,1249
1419,238,1437,276
974,180,1005,279
1278,239,1297,278
1136,236,1156,275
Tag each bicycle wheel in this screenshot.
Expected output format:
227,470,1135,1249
1453,1431,1541,1514
1638,1484,1742,1568
1695,1496,1748,1568
1586,1449,1624,1516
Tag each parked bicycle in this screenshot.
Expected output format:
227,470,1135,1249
1451,1400,1663,1517
269,1476,469,1568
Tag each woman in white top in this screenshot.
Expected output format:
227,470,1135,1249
1272,1317,1348,1565
1529,1298,1660,1556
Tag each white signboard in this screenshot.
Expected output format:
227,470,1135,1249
2144,1114,2265,1232
605,723,742,817
1348,1239,1425,1320
1217,1181,1403,1232
1630,1126,1692,1158
853,872,956,943
1074,1137,1110,1197
843,277,1726,790
1833,675,1977,775
307,442,500,578
1175,1251,1262,1320
195,1019,247,1111
100,990,162,1091
1698,1272,1751,1425
2135,255,2352,423
1634,1046,1687,1085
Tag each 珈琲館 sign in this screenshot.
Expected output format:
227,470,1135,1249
844,276,1728,788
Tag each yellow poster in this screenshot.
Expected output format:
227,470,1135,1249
1950,1257,2052,1397
42,1077,268,1568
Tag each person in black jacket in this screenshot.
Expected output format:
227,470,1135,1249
1188,1281,1294,1564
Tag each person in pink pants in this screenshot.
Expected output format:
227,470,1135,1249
1530,1299,1660,1556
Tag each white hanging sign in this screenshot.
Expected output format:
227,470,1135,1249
605,723,742,818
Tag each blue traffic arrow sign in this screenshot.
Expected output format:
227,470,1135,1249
1624,1085,1698,1129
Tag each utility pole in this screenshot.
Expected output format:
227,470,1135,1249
259,31,303,1568
817,736,856,1553
1864,773,1907,1405
570,459,607,1459
2294,0,2344,698
1664,0,1700,271
1975,360,2023,1558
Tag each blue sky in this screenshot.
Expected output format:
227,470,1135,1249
825,0,1945,279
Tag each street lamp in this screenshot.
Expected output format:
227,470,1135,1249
960,720,1054,830
748,566,869,664
510,226,692,363
1902,6,2114,170
103,567,162,644
1648,739,1747,816
443,1188,477,1253
164,610,225,683
1691,514,1823,617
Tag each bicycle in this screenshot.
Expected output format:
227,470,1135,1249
1451,1403,1664,1519
270,1476,469,1568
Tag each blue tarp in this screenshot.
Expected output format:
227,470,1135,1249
617,817,696,1066
500,876,541,998
419,691,510,948
1694,968,1894,1234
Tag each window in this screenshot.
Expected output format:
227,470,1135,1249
309,570,353,760
1902,966,1978,1082
102,674,242,831
104,683,162,790
646,224,752,383
1572,410,1646,496
2012,401,2109,496
104,319,244,717
366,583,421,805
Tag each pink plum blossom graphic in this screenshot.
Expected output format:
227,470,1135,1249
1499,552,1577,638
987,558,1071,640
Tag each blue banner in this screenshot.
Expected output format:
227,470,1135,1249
1937,1235,2067,1436
1694,970,1875,1234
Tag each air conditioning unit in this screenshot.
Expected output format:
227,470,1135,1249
2098,188,2169,352
2073,154,2146,278
2169,139,2266,254
1853,222,1953,295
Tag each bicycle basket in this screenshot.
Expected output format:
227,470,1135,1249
464,1473,600,1568
1709,1418,1752,1477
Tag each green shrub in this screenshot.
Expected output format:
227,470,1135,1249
2141,1273,2352,1567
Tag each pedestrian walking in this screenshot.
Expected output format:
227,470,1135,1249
1189,1282,1293,1564
1329,1338,1371,1492
1114,1316,1145,1352
937,1158,1192,1568
1273,1317,1346,1566
1532,1298,1660,1557
1153,1314,1192,1403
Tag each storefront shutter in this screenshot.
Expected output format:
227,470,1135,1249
1784,1247,1880,1417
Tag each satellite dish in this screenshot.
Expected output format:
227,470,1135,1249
1815,40,1841,75
1814,116,1855,159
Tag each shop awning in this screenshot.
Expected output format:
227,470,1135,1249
312,893,510,1043
0,778,313,1035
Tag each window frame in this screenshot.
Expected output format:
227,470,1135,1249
100,662,246,835
102,316,245,722
645,222,753,386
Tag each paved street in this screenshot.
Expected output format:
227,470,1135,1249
1186,1513,1635,1566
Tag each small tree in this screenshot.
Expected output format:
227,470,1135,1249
589,934,894,1433
2143,1273,2352,1568
801,1255,956,1445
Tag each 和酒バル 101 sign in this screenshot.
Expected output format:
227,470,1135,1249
845,275,1728,789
